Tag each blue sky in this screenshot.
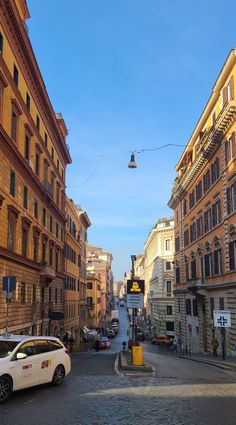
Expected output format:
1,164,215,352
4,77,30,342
27,0,236,280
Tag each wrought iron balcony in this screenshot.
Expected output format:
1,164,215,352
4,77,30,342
187,278,207,292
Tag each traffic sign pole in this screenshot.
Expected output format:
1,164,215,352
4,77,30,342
221,328,226,361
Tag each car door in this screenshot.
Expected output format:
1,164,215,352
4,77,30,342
34,340,56,384
10,340,40,390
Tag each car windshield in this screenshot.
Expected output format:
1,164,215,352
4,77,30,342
0,341,19,358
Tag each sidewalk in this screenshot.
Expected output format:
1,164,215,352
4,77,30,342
179,352,236,371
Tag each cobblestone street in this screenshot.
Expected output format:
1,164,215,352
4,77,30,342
1,350,236,425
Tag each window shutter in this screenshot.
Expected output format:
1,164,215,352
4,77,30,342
204,211,208,233
212,204,216,227
229,241,235,270
214,250,218,275
205,254,210,277
227,187,232,215
222,86,228,105
229,75,234,100
231,132,235,157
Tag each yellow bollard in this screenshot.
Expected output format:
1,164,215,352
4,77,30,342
132,345,143,366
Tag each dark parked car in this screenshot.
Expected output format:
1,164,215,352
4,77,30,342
137,332,145,341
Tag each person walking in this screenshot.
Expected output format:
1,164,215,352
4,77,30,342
63,331,69,349
69,335,75,352
211,335,219,357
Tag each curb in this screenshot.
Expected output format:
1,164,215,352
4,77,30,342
179,355,236,371
118,351,153,374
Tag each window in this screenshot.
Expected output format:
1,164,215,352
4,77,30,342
225,133,235,165
57,159,59,169
190,222,196,243
186,299,191,316
219,297,224,310
49,287,52,303
210,298,214,319
25,135,30,161
227,181,236,215
211,158,219,184
36,115,40,131
41,286,45,303
184,228,189,247
185,260,189,281
13,64,18,86
87,297,93,307
183,199,187,217
204,252,213,277
34,340,51,355
34,200,38,219
42,208,46,227
0,32,3,54
167,306,172,315
165,239,171,251
20,283,26,304
11,111,17,142
35,152,40,176
196,181,202,202
33,236,38,262
44,132,48,147
197,215,203,239
23,186,28,209
175,236,180,252
212,199,221,226
56,222,59,238
55,251,58,272
166,281,172,295
50,216,53,233
87,282,93,289
176,266,180,284
229,241,236,270
189,190,195,209
193,299,198,317
223,76,234,104
165,261,171,271
10,171,15,197
32,285,36,303
26,92,30,111
8,218,15,251
191,258,197,279
204,208,212,233
49,246,53,267
176,210,179,224
51,146,54,160
203,170,211,193
22,228,28,257
214,248,222,275
55,288,58,303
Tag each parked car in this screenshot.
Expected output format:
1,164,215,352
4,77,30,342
0,333,71,403
151,336,172,346
108,330,116,338
137,332,145,341
98,337,111,349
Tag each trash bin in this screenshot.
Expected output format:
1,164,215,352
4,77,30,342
132,345,143,366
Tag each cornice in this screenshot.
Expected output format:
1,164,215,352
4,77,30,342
0,246,41,271
1,0,71,165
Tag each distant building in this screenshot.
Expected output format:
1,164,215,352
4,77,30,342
86,273,102,328
141,218,175,336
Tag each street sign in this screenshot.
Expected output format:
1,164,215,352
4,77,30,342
213,310,231,328
2,276,16,301
127,280,145,309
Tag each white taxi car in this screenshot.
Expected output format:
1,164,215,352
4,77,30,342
0,333,71,403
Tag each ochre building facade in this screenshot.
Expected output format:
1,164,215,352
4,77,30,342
0,0,71,336
169,49,236,356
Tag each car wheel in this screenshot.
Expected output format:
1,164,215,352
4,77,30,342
0,375,12,403
52,365,65,386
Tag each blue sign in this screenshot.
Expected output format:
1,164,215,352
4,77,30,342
217,316,228,327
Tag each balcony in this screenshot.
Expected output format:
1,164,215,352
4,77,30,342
40,264,56,285
187,278,207,296
44,181,54,198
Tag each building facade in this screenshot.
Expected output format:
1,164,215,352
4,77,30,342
168,49,236,355
142,218,175,337
0,1,71,336
86,273,102,328
87,246,113,326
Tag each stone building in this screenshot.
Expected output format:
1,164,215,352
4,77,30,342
0,0,71,335
86,273,102,328
168,48,236,355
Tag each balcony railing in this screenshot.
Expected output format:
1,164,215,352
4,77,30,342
187,278,207,290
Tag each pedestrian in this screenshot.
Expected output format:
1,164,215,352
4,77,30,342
95,338,100,352
63,331,69,348
69,335,75,352
122,341,127,351
211,335,219,357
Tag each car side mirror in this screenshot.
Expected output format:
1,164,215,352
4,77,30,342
16,352,27,360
